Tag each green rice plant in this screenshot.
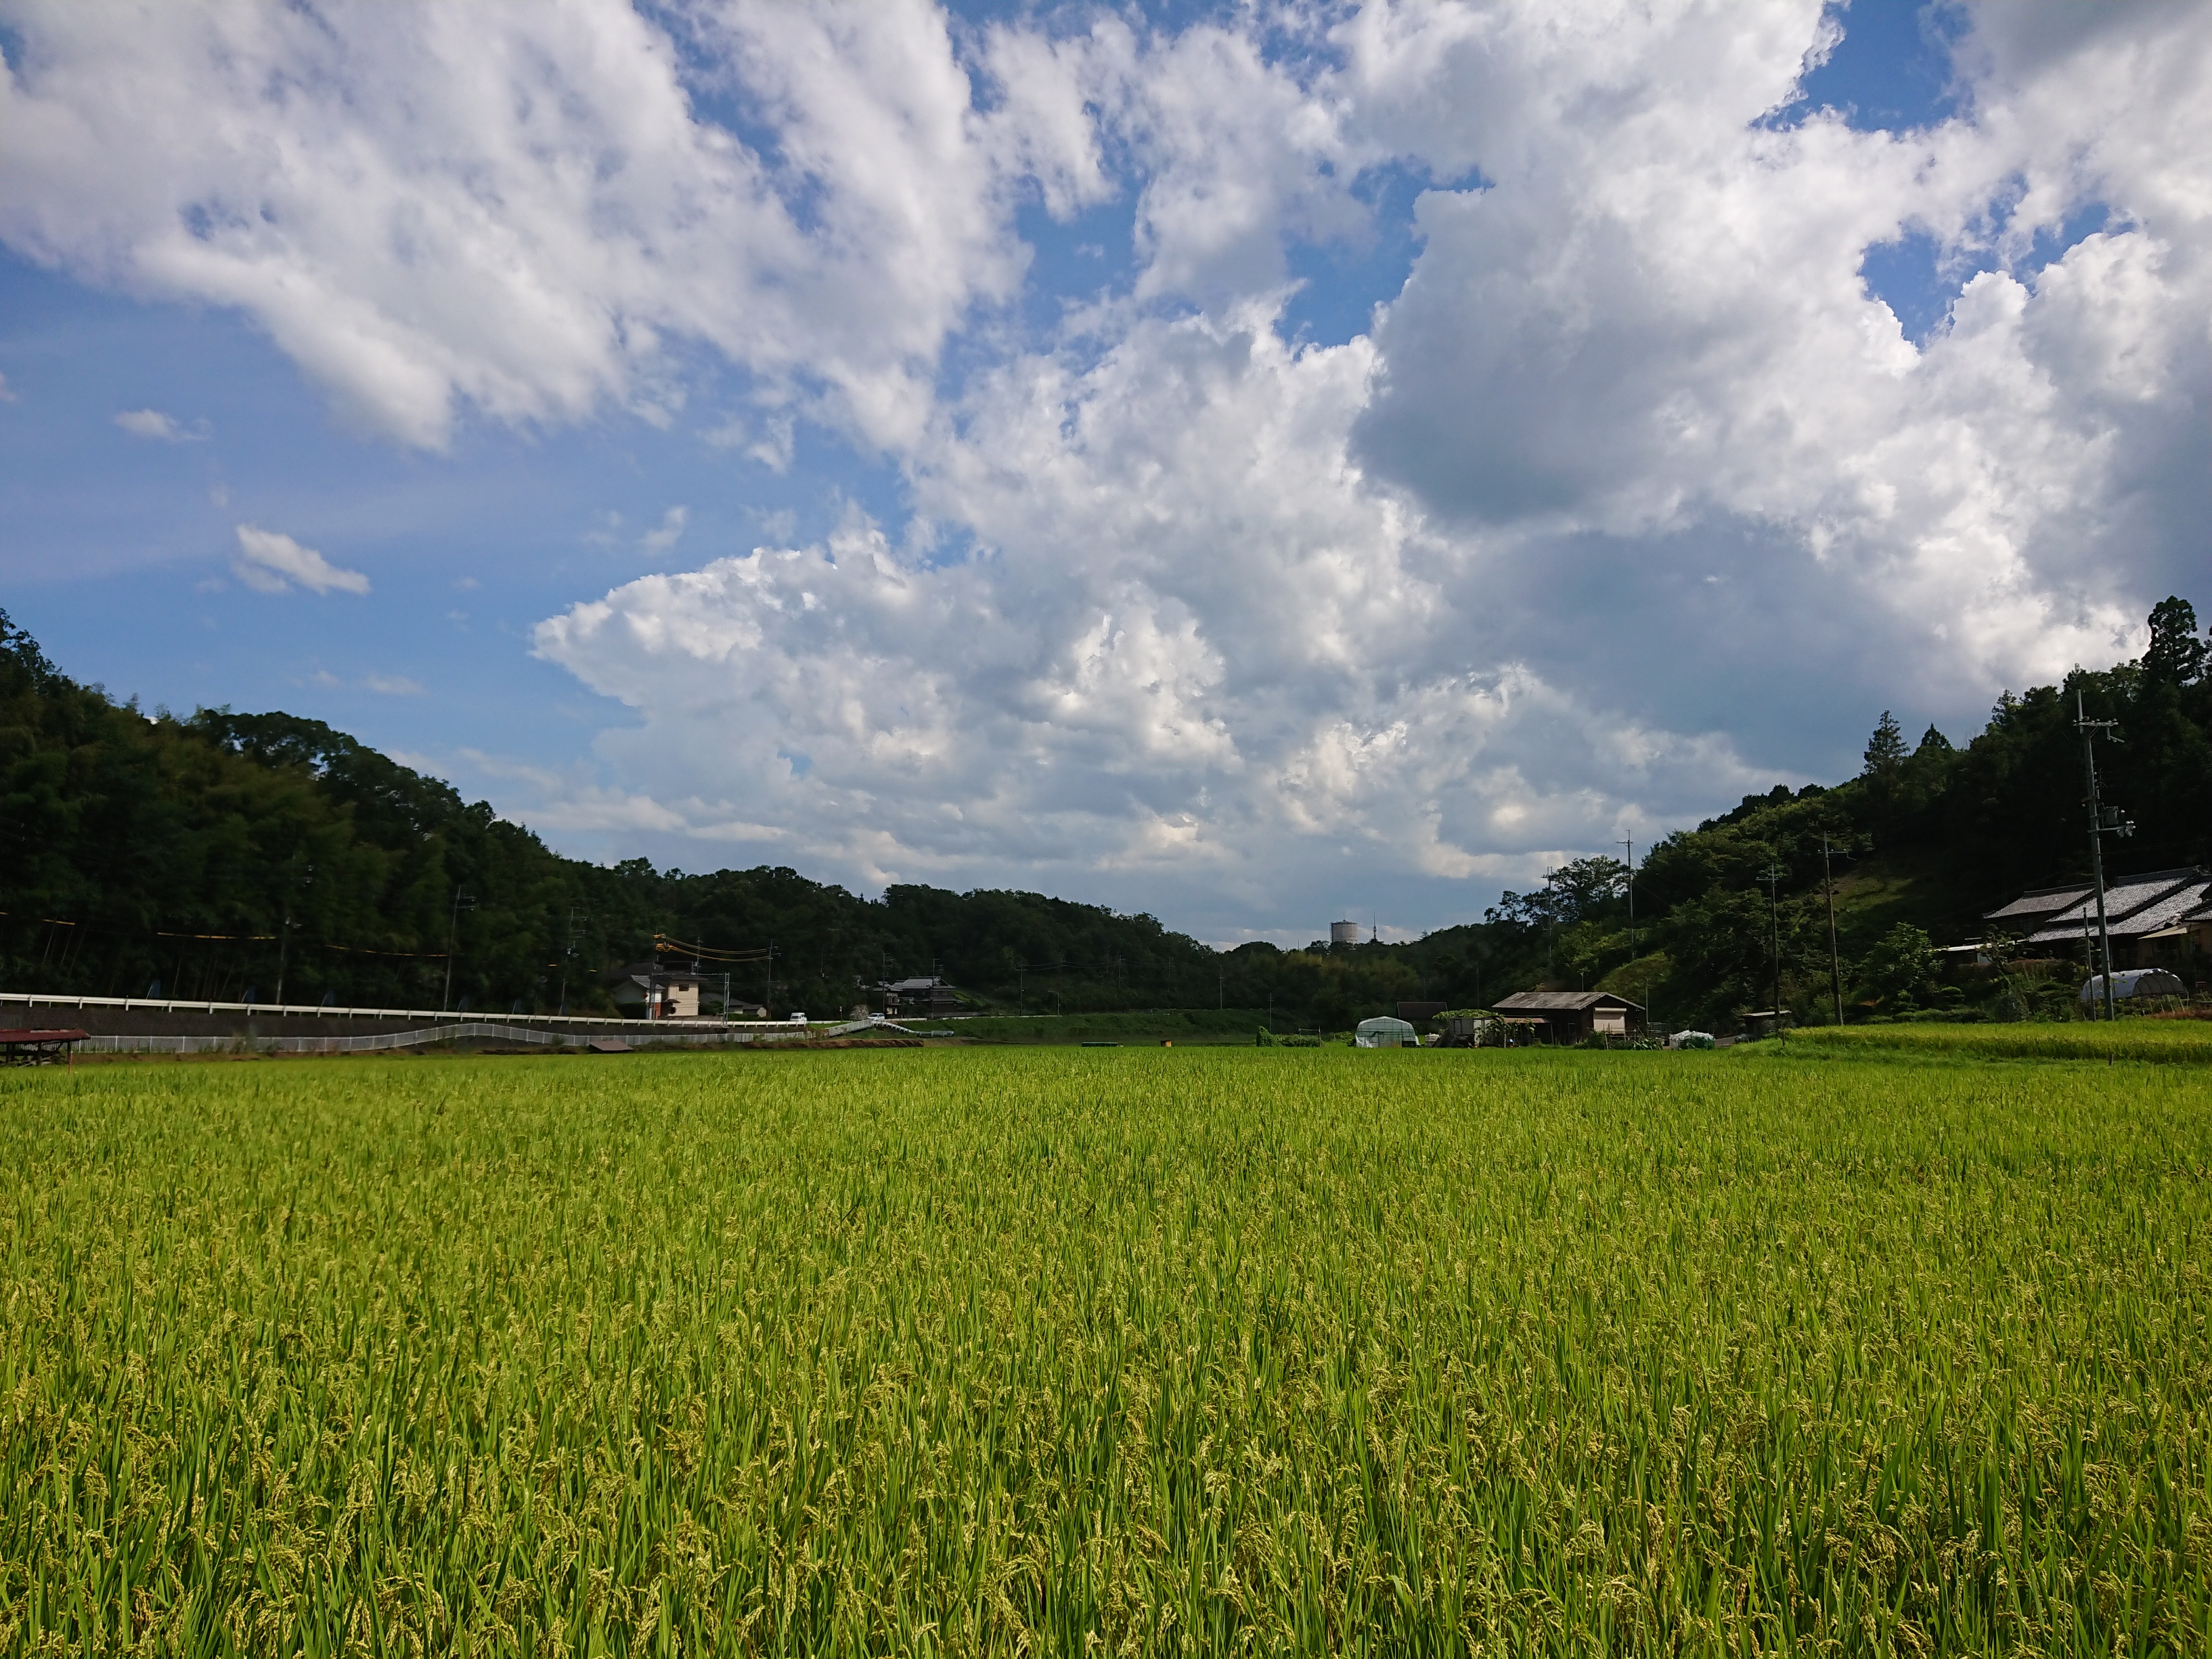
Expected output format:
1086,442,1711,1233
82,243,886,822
2,1047,2208,1655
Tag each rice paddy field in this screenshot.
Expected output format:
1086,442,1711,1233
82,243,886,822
4,1040,2209,1655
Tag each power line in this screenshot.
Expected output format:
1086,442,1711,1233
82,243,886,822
654,933,773,964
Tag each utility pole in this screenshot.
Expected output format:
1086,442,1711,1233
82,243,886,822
2075,690,2132,1022
442,887,475,1013
1820,834,1844,1027
275,861,314,1008
1618,838,1635,958
559,907,585,1016
1759,862,1787,1040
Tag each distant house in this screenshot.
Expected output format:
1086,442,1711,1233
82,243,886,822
604,962,701,1019
1987,868,2212,969
1490,990,1644,1044
1981,883,2094,936
880,975,961,1019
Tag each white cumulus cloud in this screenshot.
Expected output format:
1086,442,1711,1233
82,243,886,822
535,303,1786,917
232,525,371,597
525,1,2212,927
10,0,2210,931
0,0,1048,452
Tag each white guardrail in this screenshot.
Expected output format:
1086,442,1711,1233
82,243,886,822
0,990,813,1031
71,1021,878,1056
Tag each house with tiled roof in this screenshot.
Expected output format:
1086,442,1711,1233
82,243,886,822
1986,868,2212,969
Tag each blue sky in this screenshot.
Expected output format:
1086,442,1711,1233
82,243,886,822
3,1,2205,942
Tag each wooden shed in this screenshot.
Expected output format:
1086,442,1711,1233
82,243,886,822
1490,990,1645,1044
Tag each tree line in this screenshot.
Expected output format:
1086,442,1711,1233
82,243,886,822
0,611,1253,1017
5,596,2207,1028
1405,595,2212,1029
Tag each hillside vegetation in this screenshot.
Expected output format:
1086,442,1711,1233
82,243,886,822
1387,593,2212,1029
4,597,2208,1029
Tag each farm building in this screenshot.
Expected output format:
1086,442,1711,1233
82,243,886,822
1490,990,1644,1043
1981,882,2094,933
1990,867,2211,968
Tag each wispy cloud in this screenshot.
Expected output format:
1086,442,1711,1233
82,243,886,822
361,673,424,696
232,525,370,596
705,415,794,472
114,408,206,441
641,506,688,554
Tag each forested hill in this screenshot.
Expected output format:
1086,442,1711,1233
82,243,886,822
0,609,1225,1017
5,597,2209,1028
1394,593,2212,1030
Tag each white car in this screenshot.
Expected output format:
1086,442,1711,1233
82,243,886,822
787,1011,807,1024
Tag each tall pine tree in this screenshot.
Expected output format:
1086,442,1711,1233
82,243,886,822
2145,596,2206,685
1862,711,1907,778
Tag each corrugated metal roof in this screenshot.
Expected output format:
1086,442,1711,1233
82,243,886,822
1493,990,1645,1012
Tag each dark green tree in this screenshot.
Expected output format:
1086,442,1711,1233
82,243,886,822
1863,710,1907,778
1855,922,1939,1013
2144,596,2206,685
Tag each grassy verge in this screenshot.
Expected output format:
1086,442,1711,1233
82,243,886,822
947,1007,1275,1044
1772,1018,2212,1063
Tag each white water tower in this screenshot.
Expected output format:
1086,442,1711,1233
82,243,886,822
1330,920,1361,945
